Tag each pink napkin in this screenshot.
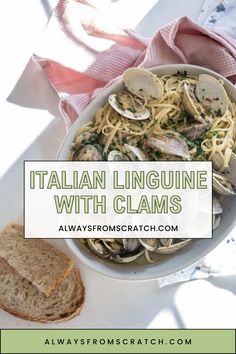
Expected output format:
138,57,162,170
34,0,236,129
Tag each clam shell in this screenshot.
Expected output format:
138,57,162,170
213,172,235,196
213,214,222,230
109,250,144,263
139,239,158,252
103,240,123,255
182,84,204,123
123,239,140,253
74,144,103,161
212,152,229,172
123,68,163,100
107,150,129,161
124,144,149,161
156,239,191,254
108,94,150,120
213,195,223,215
195,74,228,115
229,152,236,186
180,123,207,140
146,135,190,159
87,239,109,258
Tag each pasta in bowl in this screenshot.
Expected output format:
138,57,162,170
58,65,236,280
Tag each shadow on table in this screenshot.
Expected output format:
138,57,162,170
207,275,236,295
0,58,66,229
7,58,61,119
40,0,53,18
0,114,66,230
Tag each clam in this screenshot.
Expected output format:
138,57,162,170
124,144,149,161
139,239,158,252
108,150,129,161
102,240,123,255
156,239,191,254
229,152,236,186
213,195,223,215
73,144,103,161
145,135,190,159
212,152,228,172
195,74,228,116
213,172,236,196
123,239,140,253
108,93,150,120
180,123,207,140
144,249,156,263
109,250,144,264
213,214,222,230
86,239,109,258
123,67,163,100
182,84,205,123
159,238,172,247
74,131,98,147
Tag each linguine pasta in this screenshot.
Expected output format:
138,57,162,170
69,69,236,265
70,72,236,168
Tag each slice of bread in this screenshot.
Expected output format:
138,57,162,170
0,224,73,296
0,257,85,322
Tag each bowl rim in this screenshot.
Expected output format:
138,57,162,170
58,64,235,281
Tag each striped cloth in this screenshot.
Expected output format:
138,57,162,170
34,0,236,128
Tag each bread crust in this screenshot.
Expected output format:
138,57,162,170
0,223,85,323
0,270,85,323
0,223,74,296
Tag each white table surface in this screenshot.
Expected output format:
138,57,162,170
0,0,236,329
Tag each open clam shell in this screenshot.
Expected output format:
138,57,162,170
195,74,228,115
124,144,149,161
73,144,103,161
123,239,140,253
107,150,129,161
180,123,207,140
108,93,150,120
229,152,236,186
213,214,222,230
87,239,110,258
123,67,163,100
212,152,230,172
182,84,205,123
139,239,158,252
102,240,123,255
156,239,191,255
146,135,190,159
213,172,236,196
109,250,144,264
213,195,223,215
159,239,173,247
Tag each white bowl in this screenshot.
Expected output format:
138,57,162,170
58,64,236,281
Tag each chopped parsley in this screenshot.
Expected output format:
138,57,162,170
215,108,222,117
83,134,99,145
122,137,128,144
127,107,136,113
143,133,148,139
154,151,163,159
184,136,203,156
194,138,203,155
179,111,190,120
116,98,124,110
176,70,187,79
